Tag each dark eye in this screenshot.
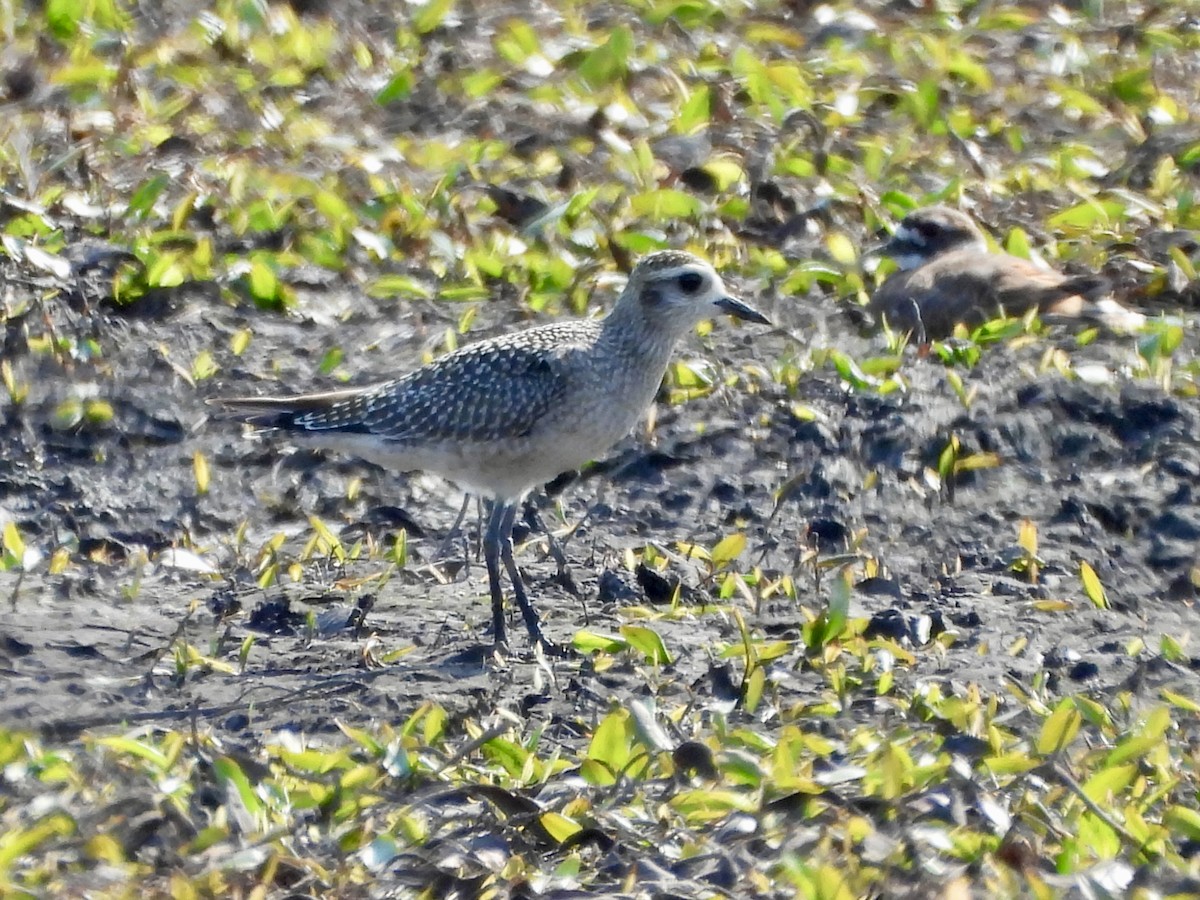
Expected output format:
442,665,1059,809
677,271,704,294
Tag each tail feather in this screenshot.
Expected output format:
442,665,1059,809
1054,273,1111,303
207,388,377,433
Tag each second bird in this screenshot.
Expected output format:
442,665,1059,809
869,205,1145,340
211,250,770,653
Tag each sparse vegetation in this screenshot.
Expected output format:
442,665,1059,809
1,0,1198,897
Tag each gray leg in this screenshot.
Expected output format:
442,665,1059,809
497,504,564,654
432,494,472,562
522,502,577,594
482,500,509,648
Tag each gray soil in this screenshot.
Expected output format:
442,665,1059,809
1,7,1200,894
2,282,1198,742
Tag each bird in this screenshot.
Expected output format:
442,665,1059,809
868,205,1145,341
209,250,770,654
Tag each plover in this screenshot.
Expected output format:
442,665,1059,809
211,251,770,653
869,205,1144,341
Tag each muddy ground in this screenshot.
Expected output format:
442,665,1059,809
1,1,1200,893
2,275,1198,743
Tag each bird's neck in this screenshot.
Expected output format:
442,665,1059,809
601,303,680,354
598,305,683,389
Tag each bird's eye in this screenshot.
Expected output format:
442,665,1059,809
677,271,704,294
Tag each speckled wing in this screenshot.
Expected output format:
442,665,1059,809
213,327,583,446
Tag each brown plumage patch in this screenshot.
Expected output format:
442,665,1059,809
869,208,1144,340
870,249,1112,338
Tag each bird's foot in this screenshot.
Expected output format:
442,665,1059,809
532,633,573,658
486,634,570,661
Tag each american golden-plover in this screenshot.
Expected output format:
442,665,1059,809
211,250,769,652
870,205,1144,340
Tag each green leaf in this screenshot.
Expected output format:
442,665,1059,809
2,522,25,567
1004,227,1033,259
318,347,344,375
193,450,210,495
825,232,857,266
45,0,84,39
572,630,628,655
1047,199,1126,232
539,812,582,844
710,533,746,569
413,0,455,34
367,275,434,300
1106,706,1171,766
0,813,75,873
126,175,170,220
982,753,1040,777
577,26,633,88
1037,698,1082,755
701,158,744,191
230,329,252,356
670,788,758,821
1079,561,1109,609
1081,763,1136,804
1161,689,1200,713
96,736,170,769
307,515,345,562
50,398,84,431
629,189,702,220
586,710,632,778
213,756,264,819
1110,67,1155,105
336,721,384,756
937,436,958,482
743,664,765,714
248,258,280,304
1164,806,1200,841
192,350,219,381
677,84,711,133
825,568,851,641
375,70,413,105
494,20,540,64
619,625,671,665
829,350,873,391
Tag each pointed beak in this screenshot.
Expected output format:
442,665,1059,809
872,233,922,260
862,238,891,259
715,295,771,326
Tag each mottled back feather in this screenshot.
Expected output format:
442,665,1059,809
246,321,595,444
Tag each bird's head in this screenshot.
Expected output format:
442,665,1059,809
618,250,770,337
880,206,989,270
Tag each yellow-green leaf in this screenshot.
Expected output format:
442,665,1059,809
710,533,746,569
1037,698,1081,755
3,522,25,564
1079,561,1109,609
1018,519,1037,556
193,450,210,495
230,328,252,356
825,231,857,266
1081,763,1136,805
586,710,632,778
538,812,582,844
619,625,672,665
572,630,628,655
1164,806,1200,841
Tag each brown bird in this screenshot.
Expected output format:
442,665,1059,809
868,206,1144,341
